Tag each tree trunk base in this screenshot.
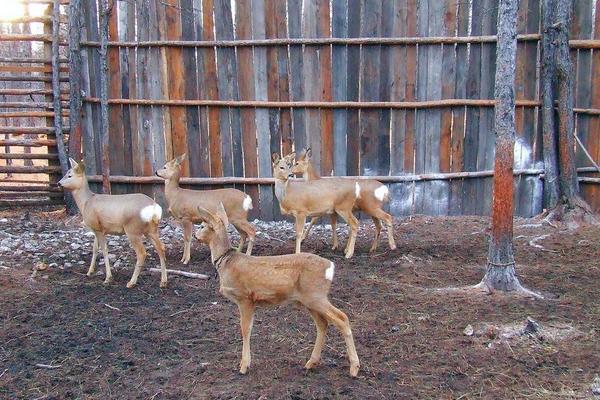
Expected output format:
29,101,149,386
538,196,598,230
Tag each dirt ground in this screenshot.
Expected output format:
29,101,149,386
0,208,599,399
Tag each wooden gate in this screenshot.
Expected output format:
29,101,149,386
0,0,68,208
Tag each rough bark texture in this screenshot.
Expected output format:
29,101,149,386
99,0,111,193
65,0,83,214
555,0,579,205
480,0,523,292
540,0,560,209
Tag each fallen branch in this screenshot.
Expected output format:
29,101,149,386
104,303,121,312
528,234,556,252
34,363,61,369
148,268,209,280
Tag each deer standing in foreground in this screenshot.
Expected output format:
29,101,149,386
272,153,360,259
194,203,360,377
292,148,397,252
58,158,168,288
156,154,255,264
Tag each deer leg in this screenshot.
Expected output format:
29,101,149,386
302,217,318,241
97,234,112,284
370,208,396,250
181,220,193,264
370,217,381,253
237,301,256,374
337,210,358,259
330,213,339,250
320,302,360,377
232,220,256,255
305,309,329,370
126,233,147,289
147,229,168,288
86,234,99,277
294,214,306,254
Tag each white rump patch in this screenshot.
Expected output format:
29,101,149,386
355,182,361,199
374,185,389,202
325,261,335,281
243,195,253,211
140,204,163,222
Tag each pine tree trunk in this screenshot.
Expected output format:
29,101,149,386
480,0,522,292
540,0,560,209
555,0,579,206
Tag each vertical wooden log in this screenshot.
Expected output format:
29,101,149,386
332,0,348,175
345,0,360,175
99,0,111,193
287,0,306,152
317,0,333,176
68,0,83,162
541,0,560,209
51,0,72,210
555,0,580,204
275,0,292,156
481,0,521,291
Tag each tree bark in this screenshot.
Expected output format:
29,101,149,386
479,0,523,292
555,0,579,206
99,0,111,194
540,0,560,209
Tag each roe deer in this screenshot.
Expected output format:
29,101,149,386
58,158,168,288
194,203,360,377
156,154,255,264
292,148,397,252
272,153,360,258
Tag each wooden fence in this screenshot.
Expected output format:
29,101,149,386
72,0,600,220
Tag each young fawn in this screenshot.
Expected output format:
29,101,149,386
156,154,256,264
58,158,168,288
292,148,397,252
272,153,360,258
194,203,360,377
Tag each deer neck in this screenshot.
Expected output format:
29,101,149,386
70,176,94,213
304,163,321,181
274,177,289,204
164,170,181,203
209,231,233,268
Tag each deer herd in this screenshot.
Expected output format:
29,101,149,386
57,148,398,378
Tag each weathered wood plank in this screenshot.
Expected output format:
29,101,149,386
265,0,281,158
332,0,348,175
107,3,125,179
345,0,361,175
317,0,333,176
252,0,274,220
235,0,260,218
201,0,222,177
193,4,210,177
275,0,292,156
287,0,306,152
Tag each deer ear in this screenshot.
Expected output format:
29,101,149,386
216,202,229,227
196,206,218,228
176,153,187,164
69,157,78,169
285,152,296,162
305,148,312,159
76,160,86,174
272,153,280,163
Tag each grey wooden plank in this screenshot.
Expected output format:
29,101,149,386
252,0,274,220
332,0,348,176
287,0,306,153
302,0,321,172
345,0,360,175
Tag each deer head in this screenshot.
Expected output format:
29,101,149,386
194,202,231,249
156,153,186,179
291,148,312,176
58,158,87,190
272,152,295,180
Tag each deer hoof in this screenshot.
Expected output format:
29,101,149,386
103,277,113,285
239,364,248,375
305,358,319,370
389,244,397,250
344,251,354,259
350,363,360,377
160,281,168,288
126,281,136,289
86,271,95,277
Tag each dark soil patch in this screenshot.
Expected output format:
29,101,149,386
0,209,598,399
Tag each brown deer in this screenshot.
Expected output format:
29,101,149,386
292,148,397,252
272,153,360,259
156,154,255,264
194,203,360,377
58,158,168,288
